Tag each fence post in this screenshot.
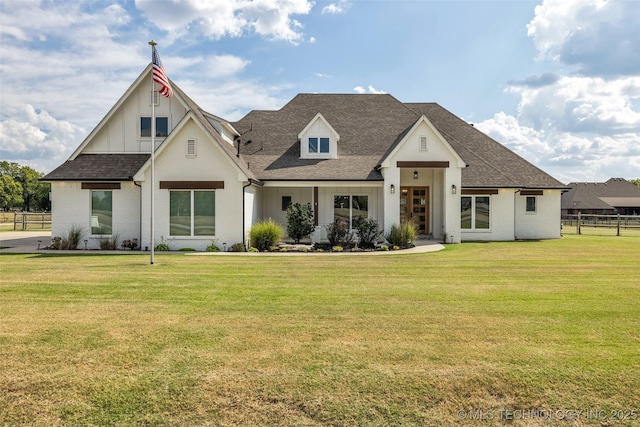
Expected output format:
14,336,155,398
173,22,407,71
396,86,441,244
617,213,620,236
22,213,26,230
577,212,581,235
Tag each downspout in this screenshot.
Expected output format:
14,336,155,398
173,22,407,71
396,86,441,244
242,180,253,249
133,179,142,249
514,189,521,240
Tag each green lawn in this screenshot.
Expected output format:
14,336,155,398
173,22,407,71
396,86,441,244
1,235,639,426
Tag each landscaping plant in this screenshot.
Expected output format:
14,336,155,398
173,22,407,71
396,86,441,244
286,202,315,243
249,219,283,251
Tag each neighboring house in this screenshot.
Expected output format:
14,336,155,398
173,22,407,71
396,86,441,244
562,178,640,216
43,65,565,250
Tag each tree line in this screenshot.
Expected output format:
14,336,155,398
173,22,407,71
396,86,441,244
0,161,51,212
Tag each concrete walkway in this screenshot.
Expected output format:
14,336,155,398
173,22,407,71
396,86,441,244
0,231,445,255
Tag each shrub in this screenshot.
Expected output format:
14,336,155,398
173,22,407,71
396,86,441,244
248,247,259,252
325,219,354,247
231,242,247,252
206,243,220,252
48,225,84,250
332,245,344,252
354,217,382,249
65,225,84,250
121,239,138,250
386,222,416,248
179,247,195,251
286,202,315,243
249,219,283,251
154,236,170,251
99,234,119,250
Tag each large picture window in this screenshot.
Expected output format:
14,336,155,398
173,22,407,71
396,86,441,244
461,195,490,230
170,190,215,236
91,190,112,235
140,117,168,138
334,195,368,228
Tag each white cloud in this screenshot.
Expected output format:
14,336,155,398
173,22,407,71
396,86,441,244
527,0,640,76
353,85,386,94
478,0,640,182
322,0,351,14
0,105,85,172
135,0,314,45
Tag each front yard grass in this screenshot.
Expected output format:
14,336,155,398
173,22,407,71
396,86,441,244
0,235,638,426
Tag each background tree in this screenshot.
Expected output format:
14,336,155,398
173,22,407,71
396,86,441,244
630,179,640,188
0,175,24,210
286,202,315,243
0,161,50,211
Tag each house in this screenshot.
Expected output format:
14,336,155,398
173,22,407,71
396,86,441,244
43,65,565,250
562,178,640,216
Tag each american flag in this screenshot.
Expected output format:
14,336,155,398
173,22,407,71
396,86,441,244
152,46,173,98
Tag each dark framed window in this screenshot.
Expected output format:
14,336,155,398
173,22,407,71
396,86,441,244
141,117,168,137
526,196,536,213
91,190,112,235
461,195,490,230
334,195,368,228
282,196,292,211
170,190,215,236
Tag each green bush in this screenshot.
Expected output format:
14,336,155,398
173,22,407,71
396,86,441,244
206,244,220,252
354,217,382,249
155,243,170,251
99,234,119,250
386,222,416,248
325,219,354,247
231,242,247,252
286,202,315,243
179,247,195,252
249,219,283,251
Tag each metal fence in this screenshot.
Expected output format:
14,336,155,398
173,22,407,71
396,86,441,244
562,213,640,236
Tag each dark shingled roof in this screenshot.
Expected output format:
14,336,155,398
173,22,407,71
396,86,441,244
44,85,565,189
232,94,418,181
562,178,640,210
232,94,565,188
43,154,149,181
401,103,563,188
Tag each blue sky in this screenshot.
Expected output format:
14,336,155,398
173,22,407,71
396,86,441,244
1,0,639,183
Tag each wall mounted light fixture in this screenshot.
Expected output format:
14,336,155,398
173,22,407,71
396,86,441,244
451,184,457,194
413,170,418,179
390,184,395,194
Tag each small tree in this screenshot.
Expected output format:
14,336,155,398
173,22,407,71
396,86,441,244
286,202,315,243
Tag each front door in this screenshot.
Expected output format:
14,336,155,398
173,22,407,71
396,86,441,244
400,187,429,235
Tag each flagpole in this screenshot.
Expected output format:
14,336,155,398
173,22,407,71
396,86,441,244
149,40,157,265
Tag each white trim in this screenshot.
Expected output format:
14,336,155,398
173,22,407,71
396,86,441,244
379,115,466,168
69,65,189,160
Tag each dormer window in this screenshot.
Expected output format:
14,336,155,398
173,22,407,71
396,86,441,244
298,113,339,159
309,137,330,154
